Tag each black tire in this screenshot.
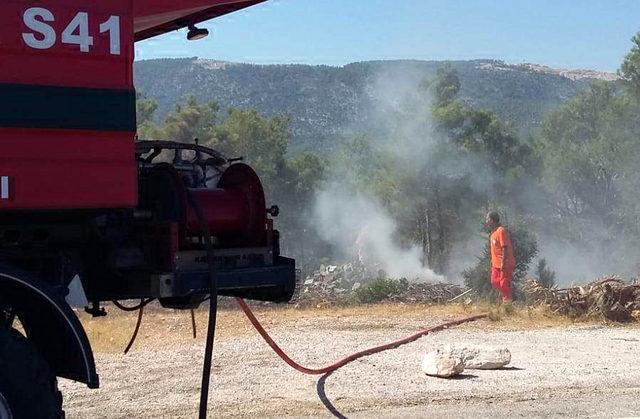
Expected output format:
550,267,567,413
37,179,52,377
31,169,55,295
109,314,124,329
0,392,12,419
0,327,63,418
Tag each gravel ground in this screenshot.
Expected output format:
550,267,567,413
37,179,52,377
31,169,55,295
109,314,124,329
60,307,640,418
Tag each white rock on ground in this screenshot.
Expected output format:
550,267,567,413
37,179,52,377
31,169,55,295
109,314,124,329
443,345,511,369
421,349,465,378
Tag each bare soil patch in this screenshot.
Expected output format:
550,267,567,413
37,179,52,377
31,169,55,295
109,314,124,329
61,303,640,418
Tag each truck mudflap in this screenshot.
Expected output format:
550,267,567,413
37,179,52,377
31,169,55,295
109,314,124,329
0,264,99,388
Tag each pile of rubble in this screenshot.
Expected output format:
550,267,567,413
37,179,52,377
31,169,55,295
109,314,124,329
390,282,464,304
295,262,372,304
522,276,640,322
293,261,463,306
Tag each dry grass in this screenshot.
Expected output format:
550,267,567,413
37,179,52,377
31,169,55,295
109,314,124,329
76,303,253,353
73,299,630,354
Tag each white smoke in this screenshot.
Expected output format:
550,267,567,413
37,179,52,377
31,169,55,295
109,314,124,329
308,63,638,287
313,184,444,282
306,66,449,283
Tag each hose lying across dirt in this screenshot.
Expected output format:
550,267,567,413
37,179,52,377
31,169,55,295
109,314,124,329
235,297,487,375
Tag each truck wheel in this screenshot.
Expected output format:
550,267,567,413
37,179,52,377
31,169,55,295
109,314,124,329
0,393,12,419
0,327,63,418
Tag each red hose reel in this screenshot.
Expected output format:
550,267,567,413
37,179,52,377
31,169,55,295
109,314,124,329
142,162,269,248
185,163,267,245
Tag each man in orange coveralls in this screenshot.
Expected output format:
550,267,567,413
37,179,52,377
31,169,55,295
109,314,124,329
485,211,515,302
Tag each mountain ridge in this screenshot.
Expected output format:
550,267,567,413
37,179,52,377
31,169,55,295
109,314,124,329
133,58,609,152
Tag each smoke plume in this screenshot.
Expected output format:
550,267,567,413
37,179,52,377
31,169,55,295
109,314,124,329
307,62,640,286
309,65,447,282
313,185,444,282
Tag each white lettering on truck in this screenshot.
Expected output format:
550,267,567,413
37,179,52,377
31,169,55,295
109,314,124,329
21,7,121,55
0,177,9,200
22,7,56,50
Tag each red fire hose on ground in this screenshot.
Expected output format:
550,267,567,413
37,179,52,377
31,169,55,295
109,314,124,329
234,297,488,375
119,296,487,417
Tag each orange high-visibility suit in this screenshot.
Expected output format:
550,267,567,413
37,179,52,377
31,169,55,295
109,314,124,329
489,226,515,301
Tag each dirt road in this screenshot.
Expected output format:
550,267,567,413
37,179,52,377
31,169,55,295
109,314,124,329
59,304,640,418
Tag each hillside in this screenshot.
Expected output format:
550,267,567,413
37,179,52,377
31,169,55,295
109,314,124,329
133,58,614,152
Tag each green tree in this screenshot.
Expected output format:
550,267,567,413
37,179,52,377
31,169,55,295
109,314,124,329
330,66,536,276
430,64,461,106
538,82,637,229
213,109,289,184
417,66,536,273
619,33,640,98
161,96,219,144
331,135,396,202
535,78,640,274
136,93,159,139
275,152,325,227
429,70,536,199
286,153,325,197
277,152,326,265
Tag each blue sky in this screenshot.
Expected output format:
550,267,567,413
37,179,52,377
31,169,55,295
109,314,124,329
135,0,640,72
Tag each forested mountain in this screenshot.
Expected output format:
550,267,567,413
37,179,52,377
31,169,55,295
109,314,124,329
133,58,612,152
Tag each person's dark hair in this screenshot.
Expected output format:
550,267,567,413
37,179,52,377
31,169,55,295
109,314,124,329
487,211,500,224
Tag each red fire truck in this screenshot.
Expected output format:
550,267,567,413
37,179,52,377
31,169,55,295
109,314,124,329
0,1,295,417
